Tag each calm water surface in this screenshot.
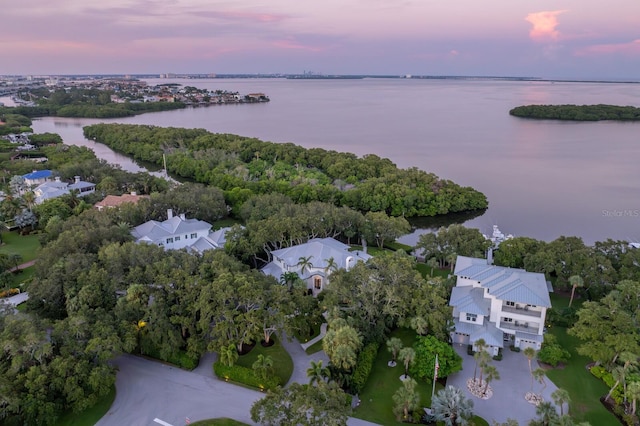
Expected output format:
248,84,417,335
29,78,640,244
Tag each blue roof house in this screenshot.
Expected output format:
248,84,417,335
22,170,53,186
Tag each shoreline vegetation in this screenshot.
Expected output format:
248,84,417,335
83,123,488,217
509,104,640,121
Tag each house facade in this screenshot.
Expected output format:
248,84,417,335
131,209,233,254
22,169,53,187
450,255,552,354
261,237,371,296
34,176,95,204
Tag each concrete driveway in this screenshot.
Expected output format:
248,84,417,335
445,344,560,425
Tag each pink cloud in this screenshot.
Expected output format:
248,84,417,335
575,39,640,57
272,38,326,52
525,10,567,42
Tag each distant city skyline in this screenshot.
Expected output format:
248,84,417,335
3,0,639,80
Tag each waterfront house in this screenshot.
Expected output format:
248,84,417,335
34,176,96,204
22,169,53,186
131,209,232,253
261,237,371,296
450,255,552,354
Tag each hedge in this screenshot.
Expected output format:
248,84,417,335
214,362,279,391
590,365,623,404
0,288,20,299
351,342,379,394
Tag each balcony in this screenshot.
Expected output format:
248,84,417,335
501,305,542,318
500,320,541,333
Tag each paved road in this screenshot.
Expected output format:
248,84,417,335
97,354,262,426
98,348,379,426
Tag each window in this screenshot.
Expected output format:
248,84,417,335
466,313,477,322
314,277,322,290
175,236,181,241
506,301,515,307
166,238,173,244
191,233,197,239
503,317,513,323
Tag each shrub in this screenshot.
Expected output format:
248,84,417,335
493,348,503,361
537,334,571,367
0,288,20,298
351,342,379,394
509,345,521,352
214,362,279,391
590,366,623,404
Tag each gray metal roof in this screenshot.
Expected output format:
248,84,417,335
470,322,505,348
515,331,543,343
131,216,212,244
450,286,490,316
269,238,372,270
454,255,551,308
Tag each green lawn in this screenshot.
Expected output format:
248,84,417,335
354,328,444,425
236,334,294,386
415,263,452,280
190,418,249,426
55,387,116,426
6,266,35,289
0,231,40,263
305,338,324,355
545,294,616,425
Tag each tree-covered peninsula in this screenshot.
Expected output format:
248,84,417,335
509,104,640,121
83,123,488,217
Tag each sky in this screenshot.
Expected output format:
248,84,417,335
2,0,640,79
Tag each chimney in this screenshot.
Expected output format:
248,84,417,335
54,176,61,182
74,176,80,184
487,247,493,265
179,213,186,220
361,236,367,254
167,209,173,219
130,191,137,196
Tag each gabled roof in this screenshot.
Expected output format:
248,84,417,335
454,255,551,307
131,216,212,244
453,320,504,348
69,181,96,190
95,193,148,209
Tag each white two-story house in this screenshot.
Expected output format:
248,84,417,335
131,209,234,254
261,237,371,296
450,255,552,354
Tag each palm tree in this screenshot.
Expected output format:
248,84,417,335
446,253,458,272
427,257,439,277
252,354,274,382
476,351,492,386
483,364,500,396
524,347,537,392
386,337,403,367
532,368,546,396
323,256,339,276
605,366,624,402
551,388,571,416
617,351,637,402
219,343,238,367
297,255,314,276
22,191,35,212
431,385,474,426
306,360,330,386
398,347,416,379
568,275,584,308
473,339,487,382
627,380,640,416
534,401,559,426
392,378,420,421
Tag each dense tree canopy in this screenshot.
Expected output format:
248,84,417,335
510,104,640,121
83,123,488,217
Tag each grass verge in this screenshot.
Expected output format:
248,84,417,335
305,338,324,355
354,328,444,425
55,387,115,426
236,334,294,386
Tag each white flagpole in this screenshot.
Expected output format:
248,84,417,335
431,354,439,401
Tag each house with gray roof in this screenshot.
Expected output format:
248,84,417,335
261,237,371,296
33,176,95,204
450,255,552,354
131,209,233,254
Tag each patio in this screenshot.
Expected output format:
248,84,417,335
445,343,560,425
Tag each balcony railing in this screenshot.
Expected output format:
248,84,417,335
501,305,542,318
500,321,541,333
